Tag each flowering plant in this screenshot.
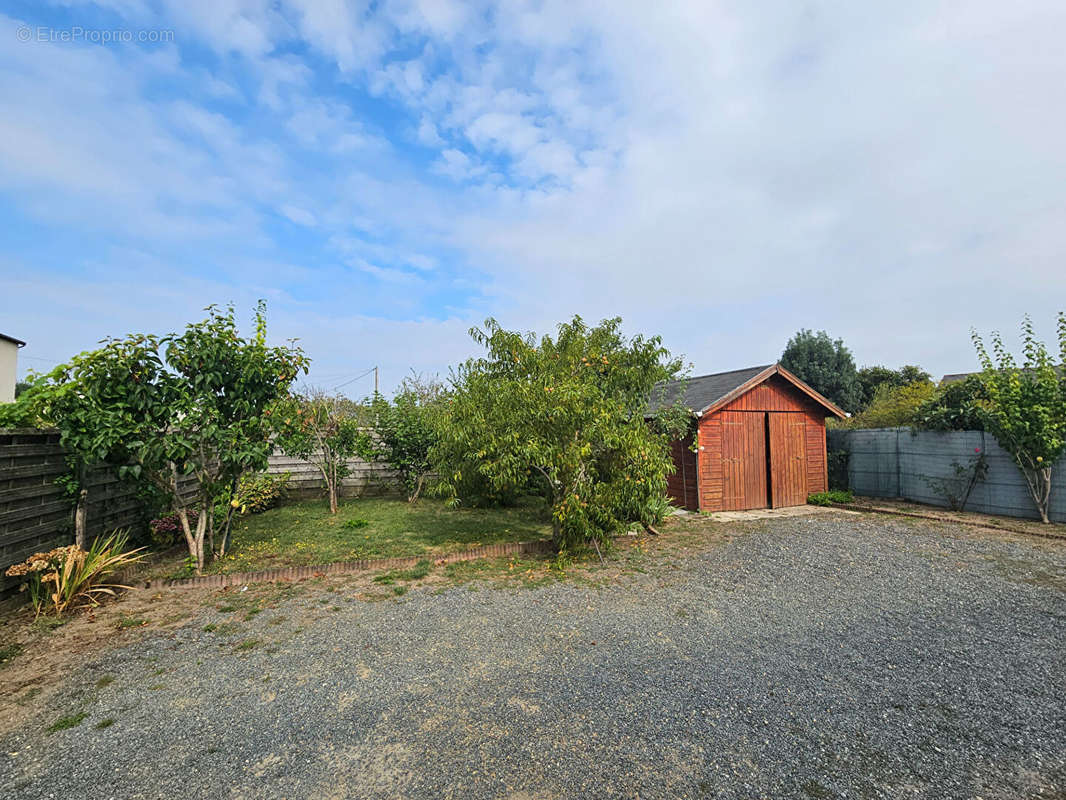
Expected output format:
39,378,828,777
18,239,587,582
150,510,199,547
4,531,144,616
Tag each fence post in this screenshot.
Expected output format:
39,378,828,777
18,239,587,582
895,427,901,498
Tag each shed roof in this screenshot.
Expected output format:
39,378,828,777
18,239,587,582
648,363,847,419
0,333,26,347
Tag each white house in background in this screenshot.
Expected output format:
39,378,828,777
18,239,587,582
0,333,26,403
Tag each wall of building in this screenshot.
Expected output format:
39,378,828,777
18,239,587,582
696,376,828,511
0,339,18,403
665,429,699,511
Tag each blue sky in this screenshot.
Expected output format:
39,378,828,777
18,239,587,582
1,0,1065,397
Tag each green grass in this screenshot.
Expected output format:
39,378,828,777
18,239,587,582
440,555,562,589
203,497,550,575
95,675,115,689
203,621,241,636
0,643,22,666
31,616,67,633
47,712,88,734
373,559,433,585
95,718,116,729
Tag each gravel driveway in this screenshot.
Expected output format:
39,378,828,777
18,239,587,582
2,513,1064,799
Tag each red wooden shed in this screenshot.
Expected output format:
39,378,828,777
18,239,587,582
652,364,846,512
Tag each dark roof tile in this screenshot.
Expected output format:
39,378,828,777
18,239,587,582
648,365,773,415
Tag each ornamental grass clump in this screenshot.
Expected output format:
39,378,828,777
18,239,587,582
4,530,144,617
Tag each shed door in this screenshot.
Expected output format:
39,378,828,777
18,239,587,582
769,412,808,507
720,411,768,510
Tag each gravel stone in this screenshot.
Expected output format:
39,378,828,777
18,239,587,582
2,513,1064,799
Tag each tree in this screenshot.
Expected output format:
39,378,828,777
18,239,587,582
780,329,863,413
272,391,365,514
362,374,444,503
837,380,936,429
912,375,987,432
972,314,1066,524
433,316,686,553
0,376,54,428
29,304,307,571
857,364,932,409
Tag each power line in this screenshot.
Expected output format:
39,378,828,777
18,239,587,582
333,367,376,392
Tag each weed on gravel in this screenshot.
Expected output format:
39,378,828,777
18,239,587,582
46,712,87,734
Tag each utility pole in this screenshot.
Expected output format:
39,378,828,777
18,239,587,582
374,366,379,394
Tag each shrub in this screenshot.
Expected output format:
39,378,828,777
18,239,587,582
922,449,989,511
433,316,686,553
642,494,676,526
361,376,444,502
913,375,987,431
827,449,849,491
838,380,937,429
857,365,932,409
4,530,144,616
807,490,854,506
150,510,198,548
342,518,370,529
231,471,290,515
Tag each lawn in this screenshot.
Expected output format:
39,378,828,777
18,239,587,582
206,496,552,575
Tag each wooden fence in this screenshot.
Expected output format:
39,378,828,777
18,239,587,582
265,451,399,498
0,429,399,606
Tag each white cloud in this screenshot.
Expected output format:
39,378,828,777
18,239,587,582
3,0,1066,386
416,114,445,147
431,148,489,182
280,204,317,227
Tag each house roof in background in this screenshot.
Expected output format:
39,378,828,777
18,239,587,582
942,367,1063,385
939,372,975,385
648,363,847,419
0,333,26,347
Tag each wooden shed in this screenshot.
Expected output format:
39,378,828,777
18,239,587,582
652,364,846,512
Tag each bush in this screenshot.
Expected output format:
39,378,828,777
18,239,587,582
231,472,290,515
641,494,676,526
922,450,989,511
827,449,849,491
342,518,369,529
913,375,987,431
838,381,937,429
807,490,854,506
362,377,443,503
433,316,685,552
4,530,144,616
149,510,198,548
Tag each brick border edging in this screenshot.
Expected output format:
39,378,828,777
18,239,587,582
141,539,555,590
835,503,1066,542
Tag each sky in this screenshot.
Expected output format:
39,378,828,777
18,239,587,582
1,1,1064,397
